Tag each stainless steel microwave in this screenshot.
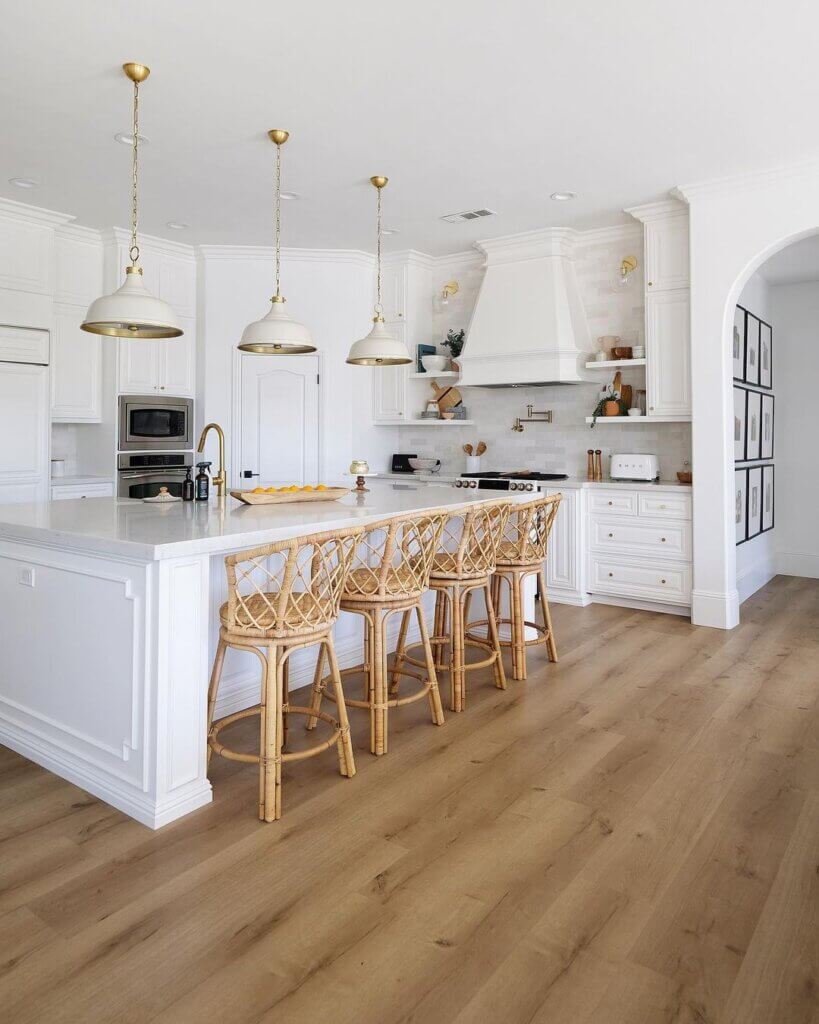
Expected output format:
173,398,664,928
118,395,194,452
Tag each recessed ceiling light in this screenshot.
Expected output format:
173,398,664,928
381,227,399,236
279,191,300,200
166,221,189,231
550,191,578,201
9,177,39,189
114,132,149,146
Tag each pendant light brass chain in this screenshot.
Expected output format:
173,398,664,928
129,80,140,267
375,184,382,316
274,139,282,297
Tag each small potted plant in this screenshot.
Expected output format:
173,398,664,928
590,387,629,427
442,328,465,370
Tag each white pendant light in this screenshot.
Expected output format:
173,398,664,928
347,176,412,366
238,130,315,354
82,63,181,339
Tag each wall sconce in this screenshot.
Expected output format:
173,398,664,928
440,281,460,305
613,255,638,291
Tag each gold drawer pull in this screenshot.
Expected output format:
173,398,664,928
608,501,613,506
608,572,613,578
661,537,666,542
661,579,666,584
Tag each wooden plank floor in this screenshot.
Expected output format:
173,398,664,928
1,575,817,1023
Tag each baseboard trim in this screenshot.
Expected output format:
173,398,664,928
691,588,740,629
588,594,690,618
777,550,819,580
736,558,777,604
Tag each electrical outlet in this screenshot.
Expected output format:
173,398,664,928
18,567,35,587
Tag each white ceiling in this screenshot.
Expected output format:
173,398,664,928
2,1,818,255
761,235,819,285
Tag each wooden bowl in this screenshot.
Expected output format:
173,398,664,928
676,472,692,484
612,346,633,359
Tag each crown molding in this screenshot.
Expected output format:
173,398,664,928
0,196,75,228
475,226,579,265
102,227,196,260
382,249,437,270
196,244,375,268
55,222,103,246
673,158,819,203
430,248,484,269
572,222,643,248
624,198,688,223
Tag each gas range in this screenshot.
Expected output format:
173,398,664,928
453,471,569,492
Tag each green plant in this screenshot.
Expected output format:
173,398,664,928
590,387,629,427
443,329,465,359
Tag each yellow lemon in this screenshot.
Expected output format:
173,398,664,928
251,487,265,494
302,485,314,491
288,485,299,492
265,487,277,493
315,484,327,491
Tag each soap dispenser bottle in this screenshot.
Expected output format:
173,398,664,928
195,462,211,501
182,467,194,502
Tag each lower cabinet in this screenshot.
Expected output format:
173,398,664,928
586,487,692,608
544,487,583,599
51,481,114,501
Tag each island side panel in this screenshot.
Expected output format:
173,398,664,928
0,536,151,817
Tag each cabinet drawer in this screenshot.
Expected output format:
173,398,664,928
590,516,691,560
589,555,692,605
588,490,637,516
638,492,691,521
51,483,113,501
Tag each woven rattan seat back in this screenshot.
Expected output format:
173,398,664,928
223,526,362,638
430,500,512,580
344,509,448,602
497,494,561,566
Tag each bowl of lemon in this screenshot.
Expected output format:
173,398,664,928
230,483,349,506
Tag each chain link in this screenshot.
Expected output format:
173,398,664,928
274,139,281,296
129,80,140,266
375,184,382,314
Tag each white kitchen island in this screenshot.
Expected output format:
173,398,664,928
0,480,526,828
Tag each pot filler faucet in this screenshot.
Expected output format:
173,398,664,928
197,422,227,496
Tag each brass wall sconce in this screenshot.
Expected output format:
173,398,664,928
440,281,460,305
512,405,553,432
615,255,638,289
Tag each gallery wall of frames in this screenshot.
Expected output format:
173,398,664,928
733,304,775,545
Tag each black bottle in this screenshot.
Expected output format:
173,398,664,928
195,462,211,501
182,467,194,502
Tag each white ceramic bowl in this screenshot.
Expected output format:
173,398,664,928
408,457,440,472
421,354,448,374
627,408,643,417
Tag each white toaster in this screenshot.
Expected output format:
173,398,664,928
610,453,659,481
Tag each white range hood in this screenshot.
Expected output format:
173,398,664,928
458,228,593,387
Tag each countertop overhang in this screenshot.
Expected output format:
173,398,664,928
0,480,533,562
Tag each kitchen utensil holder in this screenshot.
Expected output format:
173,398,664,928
465,455,481,474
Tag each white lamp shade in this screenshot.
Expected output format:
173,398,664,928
238,297,316,354
81,267,182,338
346,318,412,366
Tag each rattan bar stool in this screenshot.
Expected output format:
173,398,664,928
306,509,449,756
207,525,362,822
472,494,561,681
392,499,512,713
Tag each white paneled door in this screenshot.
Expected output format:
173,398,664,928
239,354,319,488
0,360,49,503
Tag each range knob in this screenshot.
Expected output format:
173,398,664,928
454,480,463,488
525,483,534,491
469,479,478,488
509,481,518,491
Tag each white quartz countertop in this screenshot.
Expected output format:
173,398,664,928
370,472,692,491
0,479,530,562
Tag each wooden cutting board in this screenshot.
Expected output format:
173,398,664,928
430,380,463,411
231,487,348,505
621,384,633,409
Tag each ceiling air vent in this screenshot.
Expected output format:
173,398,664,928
440,208,497,224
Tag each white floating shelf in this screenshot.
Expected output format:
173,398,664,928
585,359,646,369
585,415,690,424
409,371,460,380
375,418,475,427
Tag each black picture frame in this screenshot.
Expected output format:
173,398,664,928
416,343,436,373
761,393,774,460
733,385,747,462
747,466,763,539
735,468,748,545
744,313,760,386
744,388,762,461
759,320,773,390
762,464,775,532
732,306,747,382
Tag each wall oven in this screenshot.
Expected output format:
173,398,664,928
117,453,194,499
118,395,193,452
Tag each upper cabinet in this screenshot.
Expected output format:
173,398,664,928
379,263,407,322
113,236,196,397
626,199,691,419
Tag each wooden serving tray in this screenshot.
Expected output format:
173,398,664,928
230,487,349,506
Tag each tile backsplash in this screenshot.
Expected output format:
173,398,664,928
397,226,691,480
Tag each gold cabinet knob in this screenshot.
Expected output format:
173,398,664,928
608,532,614,538
661,537,666,542
661,579,666,584
608,572,613,578
608,500,613,506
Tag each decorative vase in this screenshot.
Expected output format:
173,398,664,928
604,400,621,417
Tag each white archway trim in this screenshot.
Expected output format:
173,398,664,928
674,160,819,628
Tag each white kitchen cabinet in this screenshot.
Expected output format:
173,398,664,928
51,481,114,500
118,326,195,397
51,303,101,422
645,291,691,417
544,487,585,601
379,263,406,322
0,357,49,503
644,214,689,291
372,323,409,423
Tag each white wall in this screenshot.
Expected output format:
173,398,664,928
197,247,393,485
398,227,691,479
735,271,776,602
769,280,819,578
